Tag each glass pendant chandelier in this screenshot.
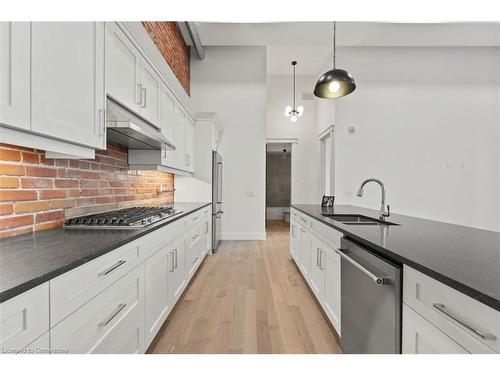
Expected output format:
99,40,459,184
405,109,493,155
284,61,304,122
314,22,356,99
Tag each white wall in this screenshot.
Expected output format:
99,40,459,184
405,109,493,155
190,46,267,240
266,74,322,204
335,46,500,231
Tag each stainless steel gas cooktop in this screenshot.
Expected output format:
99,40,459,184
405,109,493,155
64,206,183,230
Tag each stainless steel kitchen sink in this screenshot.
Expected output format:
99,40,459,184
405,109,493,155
321,214,399,226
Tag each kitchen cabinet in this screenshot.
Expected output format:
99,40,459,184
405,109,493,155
403,265,499,354
167,235,187,306
184,116,195,172
161,85,176,166
105,22,141,114
192,113,224,183
31,22,105,149
322,246,341,335
139,61,162,127
290,208,342,336
403,304,468,354
51,264,144,354
174,105,187,170
144,246,170,346
290,221,298,260
0,283,49,353
202,208,212,254
0,22,30,130
309,234,324,299
186,224,202,278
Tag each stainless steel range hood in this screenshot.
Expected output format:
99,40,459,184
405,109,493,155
106,98,175,151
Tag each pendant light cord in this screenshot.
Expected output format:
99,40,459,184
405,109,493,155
293,63,296,110
333,21,336,69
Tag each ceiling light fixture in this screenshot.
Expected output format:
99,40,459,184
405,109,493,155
314,22,356,99
284,61,304,122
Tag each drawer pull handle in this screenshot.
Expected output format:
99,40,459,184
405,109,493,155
98,303,126,327
170,251,176,272
432,303,497,341
174,249,178,269
98,260,126,277
192,257,198,264
192,234,199,241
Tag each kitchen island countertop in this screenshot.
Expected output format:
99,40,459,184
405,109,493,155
292,204,500,311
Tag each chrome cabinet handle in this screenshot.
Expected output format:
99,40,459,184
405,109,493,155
174,249,178,269
192,257,198,264
170,251,175,272
205,222,209,234
316,248,320,267
141,87,147,108
319,249,324,270
98,260,126,277
192,234,199,241
98,303,126,327
433,303,497,341
98,109,105,136
335,248,388,285
137,83,143,105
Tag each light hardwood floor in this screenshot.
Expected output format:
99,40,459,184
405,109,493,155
147,220,342,354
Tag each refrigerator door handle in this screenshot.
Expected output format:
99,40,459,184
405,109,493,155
217,162,223,204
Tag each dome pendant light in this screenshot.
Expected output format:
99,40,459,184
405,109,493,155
284,61,304,122
314,22,356,99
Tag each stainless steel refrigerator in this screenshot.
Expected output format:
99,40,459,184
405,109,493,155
212,151,223,252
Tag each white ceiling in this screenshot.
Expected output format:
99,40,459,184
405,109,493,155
180,22,500,77
184,22,500,47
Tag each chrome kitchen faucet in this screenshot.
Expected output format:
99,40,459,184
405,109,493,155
357,178,390,220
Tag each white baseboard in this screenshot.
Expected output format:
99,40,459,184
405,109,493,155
221,232,267,241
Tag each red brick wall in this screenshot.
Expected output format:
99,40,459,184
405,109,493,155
142,22,190,96
0,143,174,239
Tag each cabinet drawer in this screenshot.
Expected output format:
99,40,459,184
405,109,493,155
403,303,469,354
310,217,343,250
142,217,186,260
50,240,141,326
187,224,202,250
50,263,144,354
0,283,49,353
186,211,203,229
403,265,499,353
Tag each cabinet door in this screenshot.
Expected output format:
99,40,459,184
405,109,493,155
0,22,30,130
290,221,298,260
309,234,324,300
167,236,186,306
160,85,176,166
184,115,195,172
139,59,161,128
105,22,141,113
144,247,170,346
298,226,311,278
403,304,469,354
31,22,105,149
174,105,186,170
323,247,341,335
186,225,202,277
50,265,144,354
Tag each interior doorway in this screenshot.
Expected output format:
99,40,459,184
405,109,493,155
265,143,292,228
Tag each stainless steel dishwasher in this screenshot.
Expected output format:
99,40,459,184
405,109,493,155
336,237,402,354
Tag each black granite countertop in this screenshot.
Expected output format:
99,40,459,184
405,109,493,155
0,202,210,303
292,204,500,311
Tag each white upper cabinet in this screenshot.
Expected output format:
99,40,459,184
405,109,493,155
184,115,194,172
161,85,176,166
139,61,162,127
105,22,141,113
31,22,105,149
174,105,186,170
0,22,30,130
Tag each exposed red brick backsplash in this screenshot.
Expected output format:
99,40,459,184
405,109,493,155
142,21,190,96
0,143,174,239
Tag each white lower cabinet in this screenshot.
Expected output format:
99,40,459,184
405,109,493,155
322,247,341,335
403,304,468,354
18,332,50,354
290,208,342,336
0,283,49,353
50,264,144,354
186,224,202,277
144,246,170,346
167,235,187,306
